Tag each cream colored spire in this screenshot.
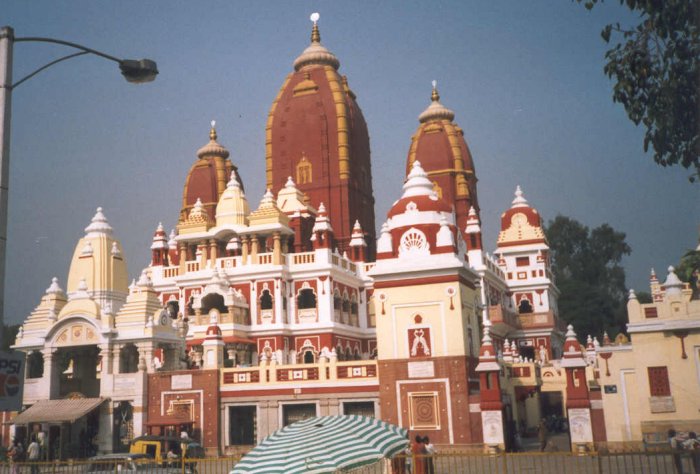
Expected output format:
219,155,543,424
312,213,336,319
662,266,684,296
511,185,529,208
85,207,113,237
418,80,455,123
67,207,129,306
293,12,340,71
197,120,230,159
216,169,250,226
46,277,64,295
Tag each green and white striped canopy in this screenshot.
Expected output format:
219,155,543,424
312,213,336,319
231,415,408,474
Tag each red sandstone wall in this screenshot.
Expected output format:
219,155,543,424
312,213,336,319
378,356,476,446
146,370,220,455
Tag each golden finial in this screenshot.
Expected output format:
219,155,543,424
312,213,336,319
209,120,217,141
310,12,321,43
431,80,440,102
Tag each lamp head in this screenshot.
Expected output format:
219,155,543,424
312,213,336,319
120,59,158,83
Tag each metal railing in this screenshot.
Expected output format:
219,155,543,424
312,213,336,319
0,450,697,474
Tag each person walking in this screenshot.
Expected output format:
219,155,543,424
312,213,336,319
683,432,700,474
27,436,40,474
423,436,435,474
538,419,548,452
8,440,19,474
669,429,684,474
411,435,427,474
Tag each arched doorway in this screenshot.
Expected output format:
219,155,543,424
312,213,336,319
55,346,101,398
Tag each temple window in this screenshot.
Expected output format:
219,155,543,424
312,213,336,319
648,366,671,397
119,344,139,374
518,298,533,314
27,351,44,379
303,350,315,364
202,293,227,315
297,288,317,309
166,300,179,319
333,291,341,316
260,289,273,311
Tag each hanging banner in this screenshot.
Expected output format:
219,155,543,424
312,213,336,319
0,351,24,411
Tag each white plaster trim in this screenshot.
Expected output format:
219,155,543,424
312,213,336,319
619,369,635,441
222,402,261,447
339,398,379,418
396,378,453,445
220,380,379,392
627,319,700,333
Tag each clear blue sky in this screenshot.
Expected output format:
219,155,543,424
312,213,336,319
4,1,699,325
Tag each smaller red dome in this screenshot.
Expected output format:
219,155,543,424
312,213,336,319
497,186,546,247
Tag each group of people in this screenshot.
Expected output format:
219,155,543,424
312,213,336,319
7,435,41,474
669,429,700,474
391,435,435,474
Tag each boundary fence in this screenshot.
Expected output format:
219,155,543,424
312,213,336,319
0,450,697,474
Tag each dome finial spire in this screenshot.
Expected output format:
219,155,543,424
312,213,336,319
209,120,217,141
431,80,439,102
310,12,321,43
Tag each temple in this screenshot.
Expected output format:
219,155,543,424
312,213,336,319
6,13,699,458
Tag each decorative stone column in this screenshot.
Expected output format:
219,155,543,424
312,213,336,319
209,239,219,267
241,236,250,264
112,346,121,374
561,325,594,452
43,349,59,399
250,235,259,263
272,232,282,265
198,242,208,268
178,242,187,273
475,321,506,453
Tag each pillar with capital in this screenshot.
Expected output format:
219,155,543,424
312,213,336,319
475,322,506,453
561,325,594,452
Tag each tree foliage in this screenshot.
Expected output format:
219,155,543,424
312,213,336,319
545,215,631,339
677,248,700,299
1,324,19,351
578,0,700,180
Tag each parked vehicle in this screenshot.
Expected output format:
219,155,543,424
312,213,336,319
129,436,204,464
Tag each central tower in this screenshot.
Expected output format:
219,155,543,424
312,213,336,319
265,14,376,257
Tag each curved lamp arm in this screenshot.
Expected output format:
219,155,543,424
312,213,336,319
13,36,158,86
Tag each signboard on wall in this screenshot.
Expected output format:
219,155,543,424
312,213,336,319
0,351,25,411
171,374,192,390
568,408,594,443
481,410,504,445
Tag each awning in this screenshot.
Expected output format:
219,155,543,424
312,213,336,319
11,397,106,424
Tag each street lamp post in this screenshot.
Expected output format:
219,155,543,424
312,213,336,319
0,26,158,343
